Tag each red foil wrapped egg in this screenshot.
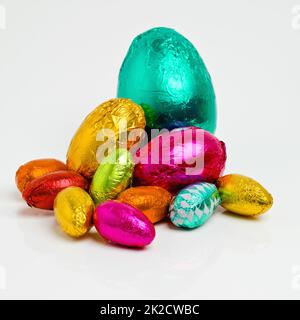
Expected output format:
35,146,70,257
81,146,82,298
22,170,88,210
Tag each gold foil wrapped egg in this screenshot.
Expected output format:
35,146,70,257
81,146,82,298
216,174,273,217
66,98,146,179
117,186,172,223
54,187,94,237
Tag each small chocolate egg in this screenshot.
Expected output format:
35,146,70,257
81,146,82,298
216,174,273,216
22,170,88,210
54,187,94,237
94,200,155,247
66,98,145,179
169,182,221,229
15,158,67,192
117,186,172,223
90,149,134,205
117,27,216,133
133,126,226,194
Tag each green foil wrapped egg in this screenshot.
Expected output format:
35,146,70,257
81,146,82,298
90,148,134,205
169,182,221,229
117,27,216,132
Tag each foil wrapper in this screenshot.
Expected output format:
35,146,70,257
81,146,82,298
66,98,146,179
15,158,67,192
216,174,273,216
54,187,94,237
169,182,221,229
133,127,226,194
90,149,134,205
94,200,155,247
117,27,216,133
118,186,172,223
22,170,88,210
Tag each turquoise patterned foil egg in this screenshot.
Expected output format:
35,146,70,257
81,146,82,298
169,183,221,229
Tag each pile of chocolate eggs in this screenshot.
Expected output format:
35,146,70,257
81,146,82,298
16,27,273,248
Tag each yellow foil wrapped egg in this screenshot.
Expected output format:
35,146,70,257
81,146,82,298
117,186,172,223
216,174,273,217
66,98,146,179
54,187,94,237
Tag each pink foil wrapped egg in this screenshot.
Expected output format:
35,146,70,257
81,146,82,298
133,127,226,194
94,200,155,247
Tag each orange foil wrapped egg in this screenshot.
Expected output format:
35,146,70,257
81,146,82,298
15,158,67,192
22,170,88,210
117,186,172,223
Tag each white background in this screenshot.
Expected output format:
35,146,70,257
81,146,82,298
0,0,299,299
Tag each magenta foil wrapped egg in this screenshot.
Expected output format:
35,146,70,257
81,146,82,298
133,127,226,194
94,200,155,247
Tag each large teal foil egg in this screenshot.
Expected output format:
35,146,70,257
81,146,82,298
117,27,216,132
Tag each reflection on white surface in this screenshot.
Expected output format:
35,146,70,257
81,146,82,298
0,199,278,299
